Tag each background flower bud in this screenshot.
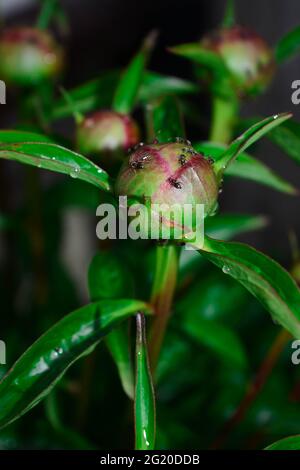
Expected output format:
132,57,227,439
115,141,219,240
76,110,140,169
0,27,64,86
201,25,275,97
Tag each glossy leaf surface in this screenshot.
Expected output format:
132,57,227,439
197,236,300,339
195,141,297,194
135,313,156,450
88,252,135,399
0,299,151,429
0,140,112,192
214,113,292,178
276,26,300,63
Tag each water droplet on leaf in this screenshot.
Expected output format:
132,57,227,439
222,265,231,275
70,166,80,178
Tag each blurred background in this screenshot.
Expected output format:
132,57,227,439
0,0,300,450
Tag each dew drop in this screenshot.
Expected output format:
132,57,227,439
143,429,150,448
222,265,231,275
70,166,80,178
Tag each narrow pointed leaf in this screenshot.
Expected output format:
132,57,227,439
195,236,300,339
0,141,112,192
214,113,292,177
51,71,119,120
88,252,135,399
265,435,300,450
222,0,235,28
0,299,152,429
135,313,156,450
112,31,157,114
138,72,197,102
269,119,300,165
205,213,268,240
37,0,59,29
276,25,300,63
152,95,185,142
195,141,297,194
0,130,53,144
169,43,228,78
50,71,196,121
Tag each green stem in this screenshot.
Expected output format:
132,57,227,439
148,244,179,370
209,95,238,145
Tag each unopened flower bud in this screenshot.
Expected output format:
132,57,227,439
115,141,219,241
0,27,64,86
76,110,140,169
201,25,275,97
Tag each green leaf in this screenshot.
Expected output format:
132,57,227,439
169,43,228,79
112,32,157,114
135,313,156,450
88,252,135,399
50,71,119,121
176,271,248,322
196,236,300,339
275,25,300,63
179,317,247,368
37,0,59,30
0,130,53,144
152,95,185,142
222,0,235,28
0,140,112,192
50,71,196,121
265,435,300,450
138,72,198,102
205,213,268,240
214,113,292,178
0,299,151,429
45,391,95,449
195,141,297,194
269,119,300,165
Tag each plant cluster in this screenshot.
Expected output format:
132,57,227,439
1,0,300,450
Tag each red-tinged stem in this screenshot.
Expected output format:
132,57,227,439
211,328,291,449
148,244,179,371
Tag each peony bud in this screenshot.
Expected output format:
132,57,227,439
201,25,275,97
115,140,219,241
0,27,63,86
76,110,140,168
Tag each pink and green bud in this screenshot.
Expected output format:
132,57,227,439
115,140,219,241
201,25,275,97
76,110,140,168
0,27,64,86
